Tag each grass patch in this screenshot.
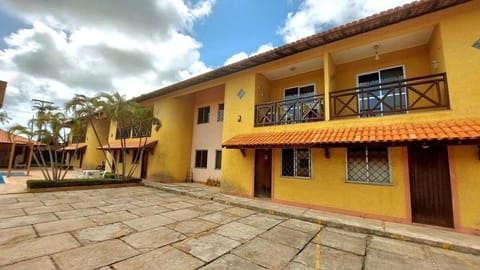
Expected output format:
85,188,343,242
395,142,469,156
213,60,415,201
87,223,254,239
27,178,142,189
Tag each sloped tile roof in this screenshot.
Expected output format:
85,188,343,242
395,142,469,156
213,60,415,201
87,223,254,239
135,0,470,102
222,119,480,148
97,139,157,150
0,129,31,144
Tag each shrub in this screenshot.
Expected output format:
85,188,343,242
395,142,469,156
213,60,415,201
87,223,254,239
26,178,142,189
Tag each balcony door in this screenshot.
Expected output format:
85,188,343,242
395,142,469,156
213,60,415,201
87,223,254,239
357,66,406,116
283,84,315,122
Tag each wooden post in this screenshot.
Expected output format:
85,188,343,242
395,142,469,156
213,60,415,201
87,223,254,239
7,141,16,177
26,142,34,176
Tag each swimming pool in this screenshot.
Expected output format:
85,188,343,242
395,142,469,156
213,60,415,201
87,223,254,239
0,172,26,184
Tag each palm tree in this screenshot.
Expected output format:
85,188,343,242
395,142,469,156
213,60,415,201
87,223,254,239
0,110,10,125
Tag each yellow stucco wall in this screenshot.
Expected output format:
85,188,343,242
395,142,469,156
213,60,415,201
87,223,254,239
273,147,407,219
269,70,324,101
449,146,480,231
69,117,109,169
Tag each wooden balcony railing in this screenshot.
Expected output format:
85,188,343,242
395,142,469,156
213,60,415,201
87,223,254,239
330,73,449,119
71,134,86,144
255,94,325,126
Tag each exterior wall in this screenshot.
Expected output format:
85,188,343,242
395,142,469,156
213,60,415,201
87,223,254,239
449,146,480,233
190,85,224,182
273,147,408,221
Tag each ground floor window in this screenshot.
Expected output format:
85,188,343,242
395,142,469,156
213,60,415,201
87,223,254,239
347,147,390,184
195,150,208,168
282,148,311,178
215,150,222,169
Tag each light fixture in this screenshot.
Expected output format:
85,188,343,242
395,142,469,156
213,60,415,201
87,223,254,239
236,115,242,122
431,60,440,70
373,45,380,61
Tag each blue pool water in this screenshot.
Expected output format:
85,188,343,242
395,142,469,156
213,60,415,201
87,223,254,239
0,172,26,184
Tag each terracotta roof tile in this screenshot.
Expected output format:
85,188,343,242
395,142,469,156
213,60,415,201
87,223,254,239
98,139,157,150
0,129,33,144
222,119,480,148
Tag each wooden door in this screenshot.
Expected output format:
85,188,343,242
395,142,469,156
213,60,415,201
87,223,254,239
408,146,453,227
255,149,272,198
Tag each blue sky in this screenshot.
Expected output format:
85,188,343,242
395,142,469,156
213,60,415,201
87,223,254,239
0,0,413,128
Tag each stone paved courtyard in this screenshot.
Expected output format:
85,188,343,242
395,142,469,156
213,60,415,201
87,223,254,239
0,186,478,269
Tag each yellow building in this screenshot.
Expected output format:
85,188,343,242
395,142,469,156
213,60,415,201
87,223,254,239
84,0,480,234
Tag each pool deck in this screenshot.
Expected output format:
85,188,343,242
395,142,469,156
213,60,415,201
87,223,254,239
0,169,81,194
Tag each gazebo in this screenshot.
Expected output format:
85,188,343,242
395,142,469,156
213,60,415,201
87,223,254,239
0,129,36,176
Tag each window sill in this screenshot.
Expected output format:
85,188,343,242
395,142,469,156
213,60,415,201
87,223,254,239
345,180,392,186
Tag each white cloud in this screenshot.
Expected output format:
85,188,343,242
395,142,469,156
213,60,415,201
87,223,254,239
279,0,415,43
0,0,215,128
224,43,274,66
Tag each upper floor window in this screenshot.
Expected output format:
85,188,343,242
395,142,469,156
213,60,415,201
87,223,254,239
217,104,224,122
197,106,210,124
282,148,311,178
72,134,86,144
347,147,391,184
357,66,405,116
115,127,132,139
284,84,315,100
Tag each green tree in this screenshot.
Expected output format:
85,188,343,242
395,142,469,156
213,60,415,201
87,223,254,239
0,110,11,125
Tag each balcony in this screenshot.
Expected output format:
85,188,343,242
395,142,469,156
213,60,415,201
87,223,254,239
71,134,86,144
255,94,325,126
330,73,449,119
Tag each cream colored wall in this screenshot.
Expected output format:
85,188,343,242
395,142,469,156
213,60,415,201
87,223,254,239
191,85,224,182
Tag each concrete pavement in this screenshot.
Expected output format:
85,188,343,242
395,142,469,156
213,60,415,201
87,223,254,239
0,186,478,269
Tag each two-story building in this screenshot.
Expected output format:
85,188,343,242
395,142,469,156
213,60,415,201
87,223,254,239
78,0,480,234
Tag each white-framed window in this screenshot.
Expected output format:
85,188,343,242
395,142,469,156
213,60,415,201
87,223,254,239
197,106,210,124
284,84,315,100
357,66,406,116
346,147,391,184
195,150,208,168
217,104,224,122
281,148,311,178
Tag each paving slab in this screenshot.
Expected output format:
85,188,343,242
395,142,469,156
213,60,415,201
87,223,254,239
34,217,96,236
0,197,18,204
52,239,139,270
292,243,363,270
0,213,58,229
368,236,426,259
233,237,297,269
98,203,137,212
74,223,134,244
55,207,104,219
24,204,73,215
127,205,169,216
214,221,265,242
123,214,176,231
70,200,109,209
314,227,367,256
222,207,256,217
0,225,37,246
175,233,241,262
364,248,436,270
113,246,204,270
194,202,231,212
237,213,285,230
279,218,322,234
163,201,195,210
0,209,24,219
0,256,56,270
167,218,218,236
199,254,266,270
198,211,239,224
89,210,138,225
2,201,41,210
426,246,480,270
122,227,186,251
260,225,313,249
0,233,80,267
161,208,203,221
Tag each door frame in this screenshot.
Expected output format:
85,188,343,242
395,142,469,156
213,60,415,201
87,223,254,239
254,149,272,198
407,145,454,228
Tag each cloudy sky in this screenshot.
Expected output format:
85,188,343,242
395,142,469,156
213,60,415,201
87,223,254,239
0,0,413,128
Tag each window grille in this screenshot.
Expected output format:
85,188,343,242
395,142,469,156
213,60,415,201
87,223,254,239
215,150,222,169
347,147,390,184
282,148,311,178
